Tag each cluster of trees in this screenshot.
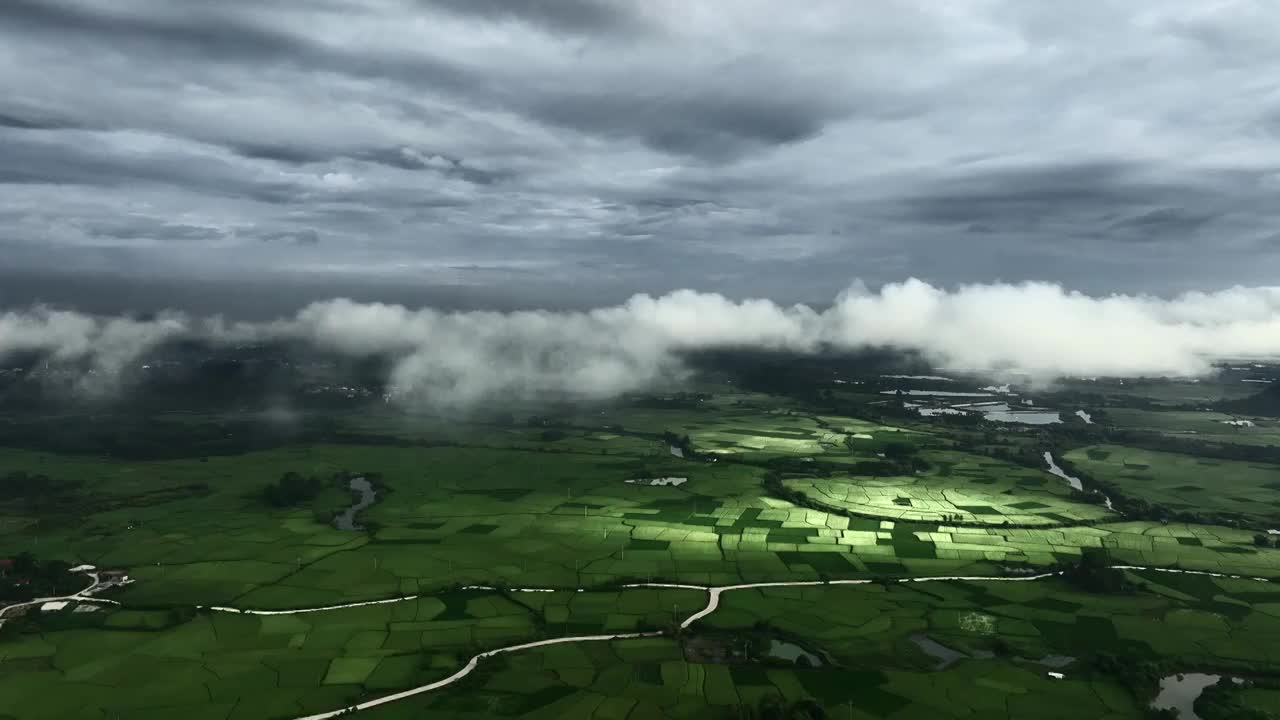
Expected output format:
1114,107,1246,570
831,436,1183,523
634,392,712,409
1062,548,1131,594
1223,383,1280,418
0,470,81,514
0,415,323,461
1194,678,1275,720
0,552,86,603
1112,430,1280,466
1087,652,1172,718
881,441,931,472
723,696,828,719
262,471,325,508
662,431,699,459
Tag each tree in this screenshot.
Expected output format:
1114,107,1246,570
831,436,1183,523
883,442,914,461
12,551,37,576
1063,547,1129,593
787,700,827,720
758,694,785,720
263,471,323,507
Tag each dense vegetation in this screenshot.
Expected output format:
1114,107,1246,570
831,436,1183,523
2,351,1279,718
263,471,326,507
0,552,86,603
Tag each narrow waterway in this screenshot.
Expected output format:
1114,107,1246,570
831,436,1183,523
1043,451,1083,491
1044,452,1114,510
333,477,376,531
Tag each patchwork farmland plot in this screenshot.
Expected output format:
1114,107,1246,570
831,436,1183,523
6,386,1280,719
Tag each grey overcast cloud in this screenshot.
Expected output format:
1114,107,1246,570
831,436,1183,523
2,0,1280,317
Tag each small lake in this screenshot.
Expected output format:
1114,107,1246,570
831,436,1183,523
910,634,967,669
334,476,376,531
924,400,1062,425
882,390,996,398
625,477,688,487
768,639,824,667
1028,654,1075,669
983,409,1061,425
1151,674,1239,720
911,633,1073,672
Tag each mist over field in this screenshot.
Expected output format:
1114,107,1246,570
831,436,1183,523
4,279,1280,407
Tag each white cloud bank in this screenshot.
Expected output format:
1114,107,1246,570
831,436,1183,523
4,280,1280,407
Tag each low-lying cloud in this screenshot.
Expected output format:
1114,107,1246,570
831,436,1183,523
4,279,1280,406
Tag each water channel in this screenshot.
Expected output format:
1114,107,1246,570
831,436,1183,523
334,476,376,531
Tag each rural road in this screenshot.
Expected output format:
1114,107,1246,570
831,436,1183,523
265,565,1267,720
0,570,122,627
10,563,1261,717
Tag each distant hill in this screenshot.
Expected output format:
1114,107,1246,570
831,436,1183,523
1224,383,1280,417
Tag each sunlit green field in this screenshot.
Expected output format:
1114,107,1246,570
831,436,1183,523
782,449,1116,526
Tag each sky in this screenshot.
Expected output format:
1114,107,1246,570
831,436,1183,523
3,0,1280,316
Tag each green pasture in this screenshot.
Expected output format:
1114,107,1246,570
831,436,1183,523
1105,409,1280,447
1064,444,1280,525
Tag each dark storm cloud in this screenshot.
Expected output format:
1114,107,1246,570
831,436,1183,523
0,110,82,131
261,228,321,246
84,220,230,243
897,162,1271,244
229,142,509,184
0,131,305,205
0,0,477,92
418,0,646,34
2,0,1280,313
526,90,835,161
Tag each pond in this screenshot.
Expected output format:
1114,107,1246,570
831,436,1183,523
625,477,688,487
881,390,996,397
767,639,824,667
910,634,967,669
983,409,1061,425
1151,673,1241,720
334,476,376,532
948,401,1062,425
911,633,1073,672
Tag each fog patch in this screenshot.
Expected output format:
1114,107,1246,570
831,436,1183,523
5,279,1280,408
